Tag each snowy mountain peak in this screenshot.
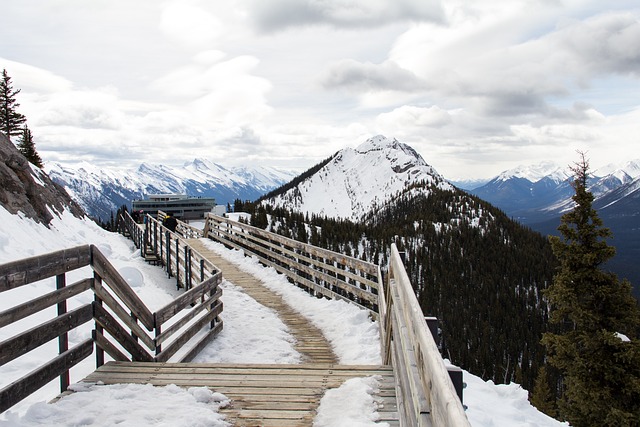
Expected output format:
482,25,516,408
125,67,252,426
595,159,640,181
497,161,569,184
263,136,452,222
47,160,297,220
355,135,398,153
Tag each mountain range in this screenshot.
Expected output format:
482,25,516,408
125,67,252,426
45,160,296,221
45,134,638,294
469,160,640,223
467,159,640,295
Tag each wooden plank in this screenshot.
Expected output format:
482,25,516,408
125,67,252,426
0,338,93,413
0,278,92,328
87,361,393,374
93,302,153,362
0,304,92,367
155,301,223,362
78,361,399,426
93,282,155,351
0,245,91,292
90,246,154,330
154,273,222,325
155,288,222,346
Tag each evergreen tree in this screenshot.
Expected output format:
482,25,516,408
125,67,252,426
0,69,27,139
17,125,44,168
529,366,557,418
542,152,640,426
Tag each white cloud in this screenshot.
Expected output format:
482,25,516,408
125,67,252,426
244,0,444,31
2,1,640,179
1,58,73,93
320,60,426,92
159,1,224,45
553,12,640,77
32,89,124,130
151,53,273,127
376,105,452,131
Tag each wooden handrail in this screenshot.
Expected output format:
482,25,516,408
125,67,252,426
204,214,380,316
386,244,471,427
201,215,469,427
0,241,223,413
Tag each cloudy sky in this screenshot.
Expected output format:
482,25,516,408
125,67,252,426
1,0,639,179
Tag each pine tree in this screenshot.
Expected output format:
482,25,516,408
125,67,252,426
529,366,557,418
17,125,44,168
541,152,640,426
0,69,27,139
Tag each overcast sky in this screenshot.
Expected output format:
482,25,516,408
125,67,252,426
1,0,639,179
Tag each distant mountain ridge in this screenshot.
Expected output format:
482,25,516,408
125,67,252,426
469,159,640,296
261,135,452,222
470,160,640,223
46,160,296,221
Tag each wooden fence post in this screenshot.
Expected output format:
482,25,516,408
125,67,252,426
185,245,189,290
93,272,105,368
166,233,172,278
175,238,180,289
56,273,69,392
153,220,158,256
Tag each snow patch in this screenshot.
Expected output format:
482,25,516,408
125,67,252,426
314,376,387,427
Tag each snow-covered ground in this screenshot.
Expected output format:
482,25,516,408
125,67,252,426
0,208,567,426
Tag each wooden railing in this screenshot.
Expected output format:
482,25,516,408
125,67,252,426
202,214,470,427
0,244,223,413
119,210,214,291
385,244,470,427
203,214,381,316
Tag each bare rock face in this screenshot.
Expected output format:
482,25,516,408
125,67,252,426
0,133,85,225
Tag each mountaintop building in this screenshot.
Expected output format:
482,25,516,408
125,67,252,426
132,194,217,221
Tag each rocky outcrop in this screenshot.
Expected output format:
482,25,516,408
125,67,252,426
0,133,84,225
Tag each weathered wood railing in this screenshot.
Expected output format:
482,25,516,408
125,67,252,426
202,214,470,427
118,210,144,249
385,244,470,427
203,214,381,317
0,244,223,413
119,210,214,291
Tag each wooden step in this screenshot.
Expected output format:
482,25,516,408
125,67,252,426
80,361,399,426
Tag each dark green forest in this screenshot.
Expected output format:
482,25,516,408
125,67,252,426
235,182,556,393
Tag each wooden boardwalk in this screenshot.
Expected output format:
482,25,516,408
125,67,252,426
187,239,337,364
82,361,399,426
73,238,399,426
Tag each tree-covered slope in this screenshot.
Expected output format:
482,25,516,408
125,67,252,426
249,183,556,392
